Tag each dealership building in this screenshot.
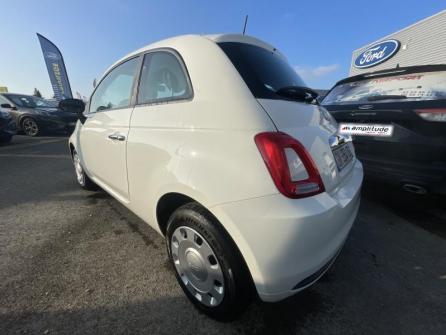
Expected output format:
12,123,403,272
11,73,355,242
350,9,446,76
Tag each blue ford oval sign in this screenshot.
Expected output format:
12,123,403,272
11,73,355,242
354,40,400,69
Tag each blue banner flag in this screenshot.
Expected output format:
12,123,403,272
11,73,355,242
37,33,73,101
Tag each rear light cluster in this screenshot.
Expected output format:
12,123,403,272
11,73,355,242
415,108,446,122
255,132,325,199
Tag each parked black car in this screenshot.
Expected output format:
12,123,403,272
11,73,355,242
0,108,16,143
0,93,78,136
322,65,446,195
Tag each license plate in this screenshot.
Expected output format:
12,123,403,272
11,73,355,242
339,123,394,137
332,143,354,171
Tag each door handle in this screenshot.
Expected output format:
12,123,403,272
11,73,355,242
108,133,126,141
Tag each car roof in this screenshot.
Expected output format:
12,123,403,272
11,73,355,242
105,34,284,76
1,93,35,97
131,33,279,57
335,64,446,86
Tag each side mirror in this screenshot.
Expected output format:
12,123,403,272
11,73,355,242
59,99,86,124
304,88,319,103
1,103,15,109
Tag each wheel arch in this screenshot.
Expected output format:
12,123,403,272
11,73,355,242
156,192,196,236
69,142,75,157
157,191,257,296
18,114,36,131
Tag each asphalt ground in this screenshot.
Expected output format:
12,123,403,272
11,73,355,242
0,135,445,334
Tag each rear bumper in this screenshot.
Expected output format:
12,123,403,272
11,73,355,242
359,155,446,194
211,159,363,302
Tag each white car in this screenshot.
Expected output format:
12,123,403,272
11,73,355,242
65,34,363,320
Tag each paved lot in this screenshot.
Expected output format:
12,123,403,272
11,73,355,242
0,135,445,335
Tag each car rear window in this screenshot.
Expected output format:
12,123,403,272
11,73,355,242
218,42,306,100
323,71,446,105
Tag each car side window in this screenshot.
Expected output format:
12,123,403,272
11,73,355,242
137,51,191,104
0,95,10,105
89,57,139,113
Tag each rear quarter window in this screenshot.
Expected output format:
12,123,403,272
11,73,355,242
137,51,192,104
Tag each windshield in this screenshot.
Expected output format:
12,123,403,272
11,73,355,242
323,71,446,105
218,42,306,100
6,95,55,108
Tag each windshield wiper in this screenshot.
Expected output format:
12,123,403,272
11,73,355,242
275,86,319,104
367,95,407,101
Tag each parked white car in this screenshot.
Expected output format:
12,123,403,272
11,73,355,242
65,34,363,320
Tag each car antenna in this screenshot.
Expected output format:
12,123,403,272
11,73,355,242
242,15,249,35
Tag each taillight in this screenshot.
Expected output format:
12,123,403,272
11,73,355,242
415,108,446,122
254,132,325,199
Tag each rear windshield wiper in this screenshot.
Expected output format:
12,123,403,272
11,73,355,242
367,95,407,101
275,86,319,104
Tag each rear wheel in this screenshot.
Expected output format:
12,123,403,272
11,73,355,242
21,117,39,136
72,150,98,191
166,203,252,320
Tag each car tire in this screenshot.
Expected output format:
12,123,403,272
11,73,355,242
166,202,253,321
0,136,12,143
72,150,98,191
21,117,40,136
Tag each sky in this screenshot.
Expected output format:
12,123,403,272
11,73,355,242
1,0,444,98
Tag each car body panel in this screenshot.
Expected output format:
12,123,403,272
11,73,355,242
257,99,356,193
78,107,133,201
125,36,280,226
0,110,16,140
211,159,362,301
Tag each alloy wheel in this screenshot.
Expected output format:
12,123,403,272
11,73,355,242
22,118,39,136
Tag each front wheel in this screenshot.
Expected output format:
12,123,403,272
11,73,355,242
72,150,98,191
21,117,40,136
166,203,252,320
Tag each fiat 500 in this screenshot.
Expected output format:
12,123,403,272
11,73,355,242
64,34,363,319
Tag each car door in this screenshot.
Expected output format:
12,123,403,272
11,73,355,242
126,50,194,221
0,95,18,126
78,56,140,202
